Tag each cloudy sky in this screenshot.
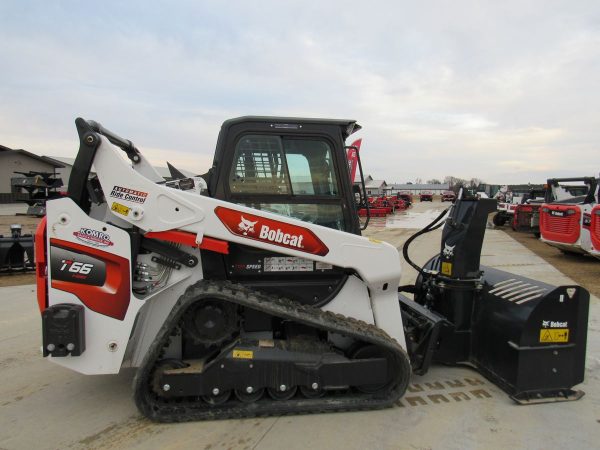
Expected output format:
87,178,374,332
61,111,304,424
1,1,598,184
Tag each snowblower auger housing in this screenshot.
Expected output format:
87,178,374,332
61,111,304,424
400,194,589,403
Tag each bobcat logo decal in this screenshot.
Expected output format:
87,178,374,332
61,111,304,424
443,243,455,258
238,216,258,236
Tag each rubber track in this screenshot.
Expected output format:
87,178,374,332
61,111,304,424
133,280,411,422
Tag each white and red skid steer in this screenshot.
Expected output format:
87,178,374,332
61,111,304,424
37,118,589,421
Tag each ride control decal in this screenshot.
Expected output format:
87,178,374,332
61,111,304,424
109,185,148,203
111,202,130,216
73,227,114,247
215,206,329,256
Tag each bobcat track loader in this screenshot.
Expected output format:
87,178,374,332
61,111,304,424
37,117,589,421
540,177,598,256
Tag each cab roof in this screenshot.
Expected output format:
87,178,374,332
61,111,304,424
221,116,361,139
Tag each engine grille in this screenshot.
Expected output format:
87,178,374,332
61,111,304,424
544,215,577,234
540,205,580,244
592,208,600,250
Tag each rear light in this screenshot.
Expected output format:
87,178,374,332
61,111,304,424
542,207,549,213
595,210,600,216
566,210,576,216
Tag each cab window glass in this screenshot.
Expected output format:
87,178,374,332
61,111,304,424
230,135,290,194
229,135,338,196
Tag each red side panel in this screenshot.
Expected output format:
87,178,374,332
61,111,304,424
539,204,581,244
144,230,229,255
591,205,600,251
49,239,131,320
144,230,229,254
215,206,329,256
35,217,48,313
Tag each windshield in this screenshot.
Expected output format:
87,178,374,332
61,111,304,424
229,134,345,230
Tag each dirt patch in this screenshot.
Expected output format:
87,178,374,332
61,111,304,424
0,215,42,235
0,214,41,287
0,273,36,287
501,227,600,298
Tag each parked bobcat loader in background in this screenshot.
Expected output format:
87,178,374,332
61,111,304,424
589,203,600,259
512,188,546,237
539,177,598,255
36,117,589,422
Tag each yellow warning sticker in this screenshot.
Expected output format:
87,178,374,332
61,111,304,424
111,202,130,216
539,329,569,343
232,349,254,359
441,262,452,276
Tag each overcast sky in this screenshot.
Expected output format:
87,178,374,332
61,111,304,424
1,1,598,184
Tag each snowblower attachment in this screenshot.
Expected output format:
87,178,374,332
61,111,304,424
400,193,589,404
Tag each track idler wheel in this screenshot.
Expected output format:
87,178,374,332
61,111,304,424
300,384,325,399
268,385,297,400
184,300,239,346
351,345,395,394
151,359,187,397
202,389,231,405
235,387,265,403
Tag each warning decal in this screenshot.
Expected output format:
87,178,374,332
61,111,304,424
539,328,569,343
111,202,130,216
441,262,452,276
232,349,254,359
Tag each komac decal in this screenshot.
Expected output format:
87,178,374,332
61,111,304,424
215,207,329,256
73,227,114,247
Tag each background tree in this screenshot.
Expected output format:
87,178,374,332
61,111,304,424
443,175,467,188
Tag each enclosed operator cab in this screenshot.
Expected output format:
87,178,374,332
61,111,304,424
201,117,363,306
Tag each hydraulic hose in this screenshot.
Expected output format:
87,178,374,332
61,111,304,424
401,206,450,278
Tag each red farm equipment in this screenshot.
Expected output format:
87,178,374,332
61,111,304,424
419,191,433,202
441,190,456,202
387,196,407,211
511,188,546,237
397,192,413,207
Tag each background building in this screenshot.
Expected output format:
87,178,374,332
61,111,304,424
385,183,450,195
0,145,64,202
363,176,388,196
